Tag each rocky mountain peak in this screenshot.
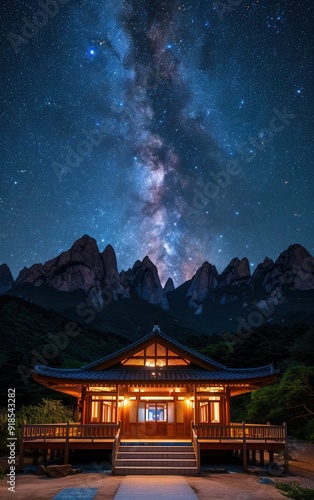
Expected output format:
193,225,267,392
275,244,314,290
276,244,311,267
102,244,117,268
252,257,275,284
219,257,251,287
164,277,175,293
186,261,219,305
5,238,314,314
142,256,155,269
65,234,103,275
131,256,169,310
102,244,118,280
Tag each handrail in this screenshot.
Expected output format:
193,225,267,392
191,422,200,474
192,422,286,441
112,422,121,475
23,422,120,442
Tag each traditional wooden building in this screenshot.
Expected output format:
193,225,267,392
20,325,288,474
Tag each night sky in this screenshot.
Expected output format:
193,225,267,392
0,0,313,285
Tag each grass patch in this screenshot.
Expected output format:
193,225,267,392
275,481,314,500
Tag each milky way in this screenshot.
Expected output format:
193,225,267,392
0,0,313,285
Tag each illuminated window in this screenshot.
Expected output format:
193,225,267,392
199,397,220,423
121,342,190,366
145,403,167,422
91,396,116,423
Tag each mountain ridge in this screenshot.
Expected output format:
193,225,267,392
1,236,314,332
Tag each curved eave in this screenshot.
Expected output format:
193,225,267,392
32,365,278,392
32,371,82,398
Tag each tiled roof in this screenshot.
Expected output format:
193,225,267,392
34,364,277,382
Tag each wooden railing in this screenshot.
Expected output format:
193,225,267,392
112,424,121,475
191,423,200,474
22,421,120,442
191,422,288,472
192,422,286,442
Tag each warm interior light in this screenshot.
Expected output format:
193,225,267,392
140,396,174,401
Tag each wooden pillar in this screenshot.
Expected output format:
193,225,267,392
19,420,25,468
43,449,48,462
193,386,197,424
116,385,120,425
76,397,80,422
64,421,70,464
33,449,39,465
242,422,247,470
81,387,86,424
260,450,265,465
283,422,289,474
225,386,231,425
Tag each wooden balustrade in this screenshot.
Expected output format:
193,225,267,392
191,425,200,474
22,422,120,442
112,425,121,475
191,421,288,473
192,422,285,442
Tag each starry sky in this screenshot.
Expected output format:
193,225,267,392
0,0,313,285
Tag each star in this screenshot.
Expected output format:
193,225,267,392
0,0,312,286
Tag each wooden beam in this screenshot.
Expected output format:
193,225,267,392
283,422,289,474
242,422,247,470
260,450,265,465
81,387,86,424
18,420,25,468
64,421,70,464
225,386,231,425
116,385,119,424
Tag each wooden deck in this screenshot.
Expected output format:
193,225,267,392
19,422,119,467
19,421,289,473
192,422,288,472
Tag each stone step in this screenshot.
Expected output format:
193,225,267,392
114,466,198,476
120,441,192,448
117,452,196,459
114,441,198,475
119,445,194,453
116,459,198,467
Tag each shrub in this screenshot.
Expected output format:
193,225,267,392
275,481,314,500
0,399,73,453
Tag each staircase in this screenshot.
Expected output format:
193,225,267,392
113,441,198,475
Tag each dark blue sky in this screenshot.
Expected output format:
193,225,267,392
0,0,313,284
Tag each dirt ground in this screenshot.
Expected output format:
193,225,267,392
287,438,314,479
2,471,314,500
0,439,313,500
